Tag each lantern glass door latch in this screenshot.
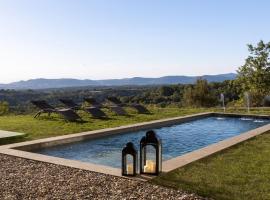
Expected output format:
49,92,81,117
140,130,162,175
122,142,137,176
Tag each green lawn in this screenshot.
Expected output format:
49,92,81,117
152,131,270,200
0,106,210,142
223,107,270,115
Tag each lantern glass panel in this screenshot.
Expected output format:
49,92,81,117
122,142,137,176
124,154,135,175
142,145,157,173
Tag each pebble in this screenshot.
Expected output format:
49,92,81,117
0,154,207,200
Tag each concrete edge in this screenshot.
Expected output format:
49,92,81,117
162,123,270,172
0,112,213,150
0,130,25,139
0,148,123,177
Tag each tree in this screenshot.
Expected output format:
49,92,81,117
0,101,9,115
237,40,270,105
159,86,175,96
182,79,218,107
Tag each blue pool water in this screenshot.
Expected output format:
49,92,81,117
36,116,269,168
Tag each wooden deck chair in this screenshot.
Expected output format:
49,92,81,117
59,99,107,119
107,96,150,114
31,100,82,122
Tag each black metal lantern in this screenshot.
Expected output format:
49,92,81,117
122,142,137,176
140,130,162,175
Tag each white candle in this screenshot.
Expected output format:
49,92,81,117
144,160,156,173
150,163,156,173
127,164,133,175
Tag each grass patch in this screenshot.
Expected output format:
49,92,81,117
0,107,210,142
152,131,270,200
223,107,270,115
0,106,269,144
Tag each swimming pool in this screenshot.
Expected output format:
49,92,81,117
35,116,269,168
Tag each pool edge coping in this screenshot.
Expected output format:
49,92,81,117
162,122,270,171
0,112,213,150
0,130,25,139
0,112,270,178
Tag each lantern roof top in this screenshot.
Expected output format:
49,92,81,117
140,130,161,145
122,142,137,154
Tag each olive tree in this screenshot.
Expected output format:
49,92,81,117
237,40,270,105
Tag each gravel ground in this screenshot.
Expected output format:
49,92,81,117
0,154,205,200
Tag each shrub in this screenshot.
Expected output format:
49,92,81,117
0,101,9,115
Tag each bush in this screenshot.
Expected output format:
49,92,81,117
159,86,175,96
182,79,218,107
0,101,9,115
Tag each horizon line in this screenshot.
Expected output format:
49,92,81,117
0,72,237,85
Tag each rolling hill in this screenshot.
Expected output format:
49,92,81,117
0,73,237,90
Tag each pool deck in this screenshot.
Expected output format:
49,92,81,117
0,112,270,178
0,130,24,139
0,153,203,199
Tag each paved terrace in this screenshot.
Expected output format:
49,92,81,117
0,154,204,200
0,130,24,140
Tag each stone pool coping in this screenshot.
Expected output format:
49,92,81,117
0,112,270,178
0,130,25,140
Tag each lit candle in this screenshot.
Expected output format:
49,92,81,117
144,160,156,173
127,164,133,175
150,163,156,173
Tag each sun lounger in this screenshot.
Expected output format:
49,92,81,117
110,105,128,116
59,99,80,110
86,107,108,118
129,103,150,114
107,97,150,114
31,100,81,122
84,97,103,108
106,96,125,106
59,99,107,118
85,97,127,116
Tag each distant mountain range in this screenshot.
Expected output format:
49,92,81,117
0,73,237,90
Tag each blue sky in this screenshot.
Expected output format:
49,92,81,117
0,0,269,83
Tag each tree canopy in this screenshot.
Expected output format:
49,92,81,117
182,79,218,107
237,40,270,105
